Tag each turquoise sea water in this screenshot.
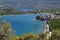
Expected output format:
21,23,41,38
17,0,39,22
0,14,50,36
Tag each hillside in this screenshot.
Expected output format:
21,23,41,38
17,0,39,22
0,0,60,10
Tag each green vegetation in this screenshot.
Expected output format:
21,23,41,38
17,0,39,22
48,19,60,40
19,33,38,40
49,19,60,30
49,29,60,40
0,20,18,40
26,8,60,14
0,8,60,15
0,9,25,15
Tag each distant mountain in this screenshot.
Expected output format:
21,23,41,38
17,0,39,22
0,0,60,10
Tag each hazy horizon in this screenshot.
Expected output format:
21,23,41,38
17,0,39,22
0,0,60,11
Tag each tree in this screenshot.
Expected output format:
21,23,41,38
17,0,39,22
19,33,38,40
0,20,14,40
49,30,60,40
49,20,60,30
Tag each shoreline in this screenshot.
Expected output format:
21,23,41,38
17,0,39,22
0,13,35,16
0,13,51,16
0,12,60,17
